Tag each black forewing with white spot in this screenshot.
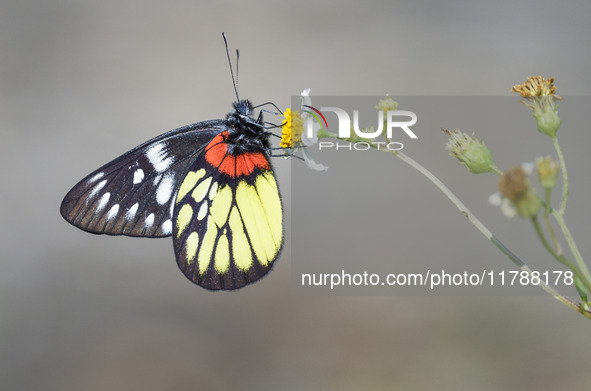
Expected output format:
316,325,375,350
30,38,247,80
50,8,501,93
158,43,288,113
60,120,226,237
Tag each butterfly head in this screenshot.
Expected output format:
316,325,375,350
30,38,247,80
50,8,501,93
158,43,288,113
224,99,270,154
227,99,264,128
232,99,255,117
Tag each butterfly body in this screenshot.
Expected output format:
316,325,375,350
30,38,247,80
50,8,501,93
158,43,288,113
61,99,283,290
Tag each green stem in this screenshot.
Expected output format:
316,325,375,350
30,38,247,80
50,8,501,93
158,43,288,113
552,136,569,213
552,211,591,284
491,165,504,176
544,188,561,253
315,131,591,318
546,136,591,304
373,142,586,314
532,217,591,294
490,234,588,316
393,151,587,316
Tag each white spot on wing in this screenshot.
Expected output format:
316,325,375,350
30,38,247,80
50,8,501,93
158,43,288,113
126,202,139,219
169,195,176,218
89,180,107,198
106,204,119,220
162,219,172,234
146,142,174,173
197,201,208,221
156,173,175,205
209,181,218,200
87,172,104,185
145,213,155,227
97,192,110,212
133,168,144,184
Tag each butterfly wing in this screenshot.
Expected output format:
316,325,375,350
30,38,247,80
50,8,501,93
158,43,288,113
61,120,225,237
173,132,283,290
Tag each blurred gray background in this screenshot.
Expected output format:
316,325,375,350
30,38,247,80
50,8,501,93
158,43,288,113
2,1,591,390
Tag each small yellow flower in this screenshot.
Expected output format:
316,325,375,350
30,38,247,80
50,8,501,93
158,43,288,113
280,89,328,171
511,75,558,98
280,108,292,149
280,108,304,149
536,156,559,189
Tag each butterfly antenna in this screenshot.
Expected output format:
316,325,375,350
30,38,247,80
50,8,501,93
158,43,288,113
222,32,240,101
235,49,240,97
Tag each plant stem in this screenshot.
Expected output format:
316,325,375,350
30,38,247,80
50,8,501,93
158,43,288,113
552,137,569,213
316,131,590,318
545,136,591,288
552,211,591,283
543,188,561,253
389,150,587,315
532,217,591,294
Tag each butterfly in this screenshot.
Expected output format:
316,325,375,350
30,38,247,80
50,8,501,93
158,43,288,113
60,34,283,290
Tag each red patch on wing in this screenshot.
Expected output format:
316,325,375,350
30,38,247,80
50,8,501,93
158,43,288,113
205,133,229,166
205,132,271,178
218,155,236,177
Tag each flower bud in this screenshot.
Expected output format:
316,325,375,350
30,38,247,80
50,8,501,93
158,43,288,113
443,128,495,174
532,98,561,137
536,156,559,189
